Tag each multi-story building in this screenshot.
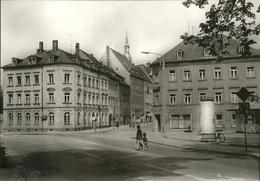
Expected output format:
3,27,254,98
2,40,129,132
100,34,152,123
150,37,260,133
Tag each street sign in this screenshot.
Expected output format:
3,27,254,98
236,87,251,102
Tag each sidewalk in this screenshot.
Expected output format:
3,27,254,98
93,125,260,159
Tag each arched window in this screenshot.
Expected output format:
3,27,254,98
34,112,39,125
17,113,22,125
8,113,13,125
25,113,30,125
64,112,70,125
49,112,54,125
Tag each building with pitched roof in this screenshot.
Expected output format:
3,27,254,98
2,40,129,132
150,36,260,133
100,36,152,123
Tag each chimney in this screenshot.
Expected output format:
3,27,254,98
52,40,58,51
75,43,80,55
37,41,44,54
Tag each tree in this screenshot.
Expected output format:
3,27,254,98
182,0,260,56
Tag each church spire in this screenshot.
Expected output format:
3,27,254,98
124,31,132,62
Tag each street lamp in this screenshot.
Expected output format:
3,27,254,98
141,51,166,134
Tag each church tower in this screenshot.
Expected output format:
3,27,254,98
124,31,132,62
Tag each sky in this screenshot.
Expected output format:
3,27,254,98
1,0,260,67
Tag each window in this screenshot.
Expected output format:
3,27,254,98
101,80,104,89
17,76,22,86
92,78,95,88
84,93,87,104
169,70,176,81
84,76,87,86
34,75,39,84
214,67,221,79
231,91,238,103
49,74,54,84
177,50,184,59
230,66,238,79
64,74,70,83
17,94,22,104
154,72,159,83
155,95,159,105
92,94,95,104
184,93,191,104
169,94,176,105
198,69,206,80
8,113,13,125
96,94,99,104
8,77,13,86
17,113,22,125
88,77,91,87
64,93,70,103
184,70,191,81
77,112,81,125
215,114,223,128
77,93,81,103
237,45,244,54
231,114,236,128
200,92,207,101
34,113,39,125
96,79,99,88
64,112,70,125
49,93,54,103
34,94,39,104
214,92,222,104
49,112,54,125
25,94,30,104
77,74,80,84
247,66,255,78
8,94,13,104
49,56,55,63
25,113,30,125
87,93,90,104
25,75,30,85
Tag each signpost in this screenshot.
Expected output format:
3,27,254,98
236,87,252,152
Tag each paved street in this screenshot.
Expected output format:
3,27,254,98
0,126,259,181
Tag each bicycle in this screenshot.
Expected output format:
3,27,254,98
215,130,225,143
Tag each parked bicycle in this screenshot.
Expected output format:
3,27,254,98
215,130,225,143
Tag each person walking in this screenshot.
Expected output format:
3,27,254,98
135,125,143,150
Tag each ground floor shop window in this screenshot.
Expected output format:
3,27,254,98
215,114,224,128
170,114,191,129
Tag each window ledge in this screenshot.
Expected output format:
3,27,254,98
47,83,55,85
183,80,192,82
16,85,22,87
47,102,55,105
63,83,72,85
16,104,22,106
7,85,14,88
24,84,31,87
7,104,14,106
230,78,239,80
33,103,40,105
198,79,207,81
213,78,222,81
24,103,31,106
63,102,72,104
33,84,40,86
246,76,256,79
168,80,177,83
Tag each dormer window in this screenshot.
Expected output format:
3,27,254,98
13,59,17,65
49,56,55,63
203,48,211,57
237,45,244,54
177,50,184,59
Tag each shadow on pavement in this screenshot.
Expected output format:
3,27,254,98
1,148,213,181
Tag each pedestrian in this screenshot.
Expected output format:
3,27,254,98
142,132,150,151
135,125,143,150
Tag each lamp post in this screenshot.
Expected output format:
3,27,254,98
141,52,166,134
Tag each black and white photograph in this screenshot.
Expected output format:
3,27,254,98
0,0,260,181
